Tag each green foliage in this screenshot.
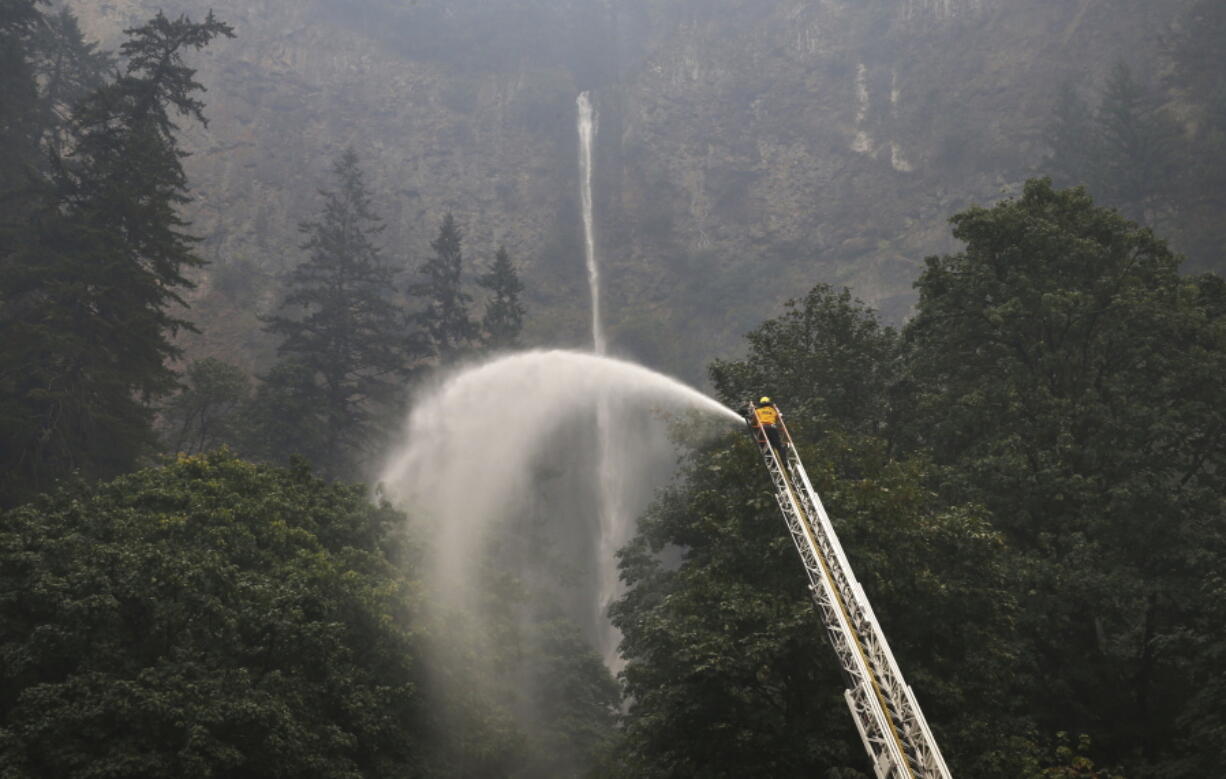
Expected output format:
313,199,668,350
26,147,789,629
611,283,1026,776
421,596,620,778
477,245,526,351
408,213,478,364
263,149,406,478
612,180,1226,777
903,179,1226,773
1094,63,1179,217
29,9,113,151
709,283,898,437
1042,50,1224,271
1043,82,1097,192
0,11,232,506
1042,63,1179,221
1168,0,1226,125
610,430,1023,777
1166,0,1226,270
242,359,330,469
0,0,44,193
1029,733,1123,779
160,357,250,455
522,618,620,774
1166,569,1226,775
417,453,621,777
0,451,422,777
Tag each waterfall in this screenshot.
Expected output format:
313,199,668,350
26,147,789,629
576,91,627,666
577,92,604,355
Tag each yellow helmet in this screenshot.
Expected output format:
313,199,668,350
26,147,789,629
759,396,771,404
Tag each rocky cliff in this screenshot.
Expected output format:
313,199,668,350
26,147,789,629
69,0,1192,380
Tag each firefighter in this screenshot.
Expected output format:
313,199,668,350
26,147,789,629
749,396,783,452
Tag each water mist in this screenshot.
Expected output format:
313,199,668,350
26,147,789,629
378,351,741,638
380,99,740,693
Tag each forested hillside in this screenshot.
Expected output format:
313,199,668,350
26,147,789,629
63,0,1225,379
2,1,1224,777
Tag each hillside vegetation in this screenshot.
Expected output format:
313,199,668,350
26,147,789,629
1,2,1224,777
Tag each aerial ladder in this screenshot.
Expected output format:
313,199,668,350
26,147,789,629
746,401,952,779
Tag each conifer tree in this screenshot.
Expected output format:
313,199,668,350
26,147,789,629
1168,0,1226,238
261,149,404,478
0,0,46,201
409,213,477,364
241,359,329,469
477,245,526,351
30,9,114,152
1096,62,1177,217
1043,81,1098,190
1169,0,1226,125
0,11,232,506
160,357,249,456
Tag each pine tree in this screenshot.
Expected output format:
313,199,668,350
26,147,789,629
0,0,46,204
408,213,477,364
1043,81,1098,190
477,245,525,351
241,359,329,469
1168,0,1226,124
261,149,404,478
1096,62,1178,218
30,9,114,152
0,11,232,506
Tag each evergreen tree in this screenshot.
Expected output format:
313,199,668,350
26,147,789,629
477,244,526,351
30,9,114,152
1042,81,1098,190
1166,0,1226,271
1168,0,1226,125
0,11,232,506
0,0,45,204
409,213,477,364
1095,62,1178,218
262,149,404,478
241,360,329,469
160,357,249,455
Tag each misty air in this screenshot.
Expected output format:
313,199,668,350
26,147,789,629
1,1,1223,777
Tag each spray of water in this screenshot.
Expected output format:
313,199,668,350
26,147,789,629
382,98,740,694
378,350,741,656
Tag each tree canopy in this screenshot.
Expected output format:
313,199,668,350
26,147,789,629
408,213,478,365
0,11,233,506
0,451,423,778
901,178,1226,772
477,245,526,351
611,283,1026,777
262,149,405,478
609,180,1226,777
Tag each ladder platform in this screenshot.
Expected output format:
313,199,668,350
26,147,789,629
745,400,952,779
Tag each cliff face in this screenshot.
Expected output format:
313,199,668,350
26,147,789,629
69,0,1190,379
